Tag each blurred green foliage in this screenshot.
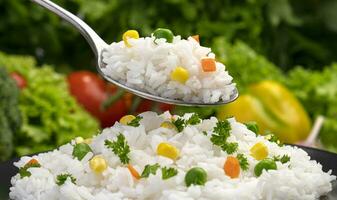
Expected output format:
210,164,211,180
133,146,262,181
0,52,100,157
1,0,337,71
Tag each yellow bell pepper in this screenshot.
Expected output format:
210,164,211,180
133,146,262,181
217,80,311,143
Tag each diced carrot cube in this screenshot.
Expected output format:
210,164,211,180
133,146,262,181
201,57,216,72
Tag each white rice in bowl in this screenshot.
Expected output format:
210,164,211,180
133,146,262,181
10,112,335,200
101,30,236,103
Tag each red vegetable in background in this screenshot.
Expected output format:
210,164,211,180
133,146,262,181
67,71,173,128
67,71,130,128
10,72,27,89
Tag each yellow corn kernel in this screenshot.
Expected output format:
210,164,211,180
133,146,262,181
250,142,269,160
160,121,177,130
157,142,180,160
170,67,189,84
75,137,84,144
123,30,139,47
120,115,136,125
89,155,108,173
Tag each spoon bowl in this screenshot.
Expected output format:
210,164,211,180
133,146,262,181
32,0,239,106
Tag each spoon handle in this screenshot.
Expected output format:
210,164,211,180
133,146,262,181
31,0,107,57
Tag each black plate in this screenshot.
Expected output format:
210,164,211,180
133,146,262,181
0,145,336,199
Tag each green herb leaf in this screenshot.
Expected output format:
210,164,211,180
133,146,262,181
127,116,143,127
265,132,283,146
244,121,259,135
222,142,238,154
161,166,178,180
141,163,160,178
105,134,130,164
56,173,76,186
19,161,41,178
186,113,201,125
172,118,186,132
210,120,238,154
273,155,290,164
237,153,249,171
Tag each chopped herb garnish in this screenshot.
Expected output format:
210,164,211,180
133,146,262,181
265,132,283,146
273,155,290,164
105,134,130,164
237,153,249,171
202,131,208,136
161,166,178,180
172,118,186,132
141,163,160,178
244,121,259,135
56,173,76,186
127,116,143,127
210,120,238,154
186,113,201,125
19,159,41,178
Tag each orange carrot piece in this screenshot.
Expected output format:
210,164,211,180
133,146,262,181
192,35,200,43
224,156,240,178
201,57,216,72
128,164,140,180
27,159,39,165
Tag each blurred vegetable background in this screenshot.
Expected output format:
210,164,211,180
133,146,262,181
0,0,337,160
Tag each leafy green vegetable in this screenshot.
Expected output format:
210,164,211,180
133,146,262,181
172,118,186,132
237,153,249,171
244,122,259,135
56,173,76,186
211,120,238,154
105,134,130,164
0,67,21,161
141,163,160,178
0,52,99,157
161,167,178,180
186,113,201,125
273,155,290,164
127,116,142,127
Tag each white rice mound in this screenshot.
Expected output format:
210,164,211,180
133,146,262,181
10,112,335,200
101,36,236,103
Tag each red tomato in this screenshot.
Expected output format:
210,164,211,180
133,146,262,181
67,71,128,128
10,72,27,89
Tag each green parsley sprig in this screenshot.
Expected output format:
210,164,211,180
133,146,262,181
161,166,178,180
127,116,143,127
244,121,259,135
56,173,76,186
19,160,41,178
237,153,249,171
210,120,238,154
172,114,201,132
141,163,160,178
273,155,290,164
105,134,130,164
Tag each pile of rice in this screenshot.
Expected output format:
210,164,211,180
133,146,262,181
101,35,236,103
10,112,335,200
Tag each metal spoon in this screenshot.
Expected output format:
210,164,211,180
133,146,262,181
31,0,238,106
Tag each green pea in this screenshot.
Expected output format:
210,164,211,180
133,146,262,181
254,158,277,177
72,143,92,161
153,28,174,43
185,167,207,187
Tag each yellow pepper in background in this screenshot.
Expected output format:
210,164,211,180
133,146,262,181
217,80,311,143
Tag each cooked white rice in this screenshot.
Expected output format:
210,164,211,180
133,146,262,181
101,35,236,103
10,112,335,200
